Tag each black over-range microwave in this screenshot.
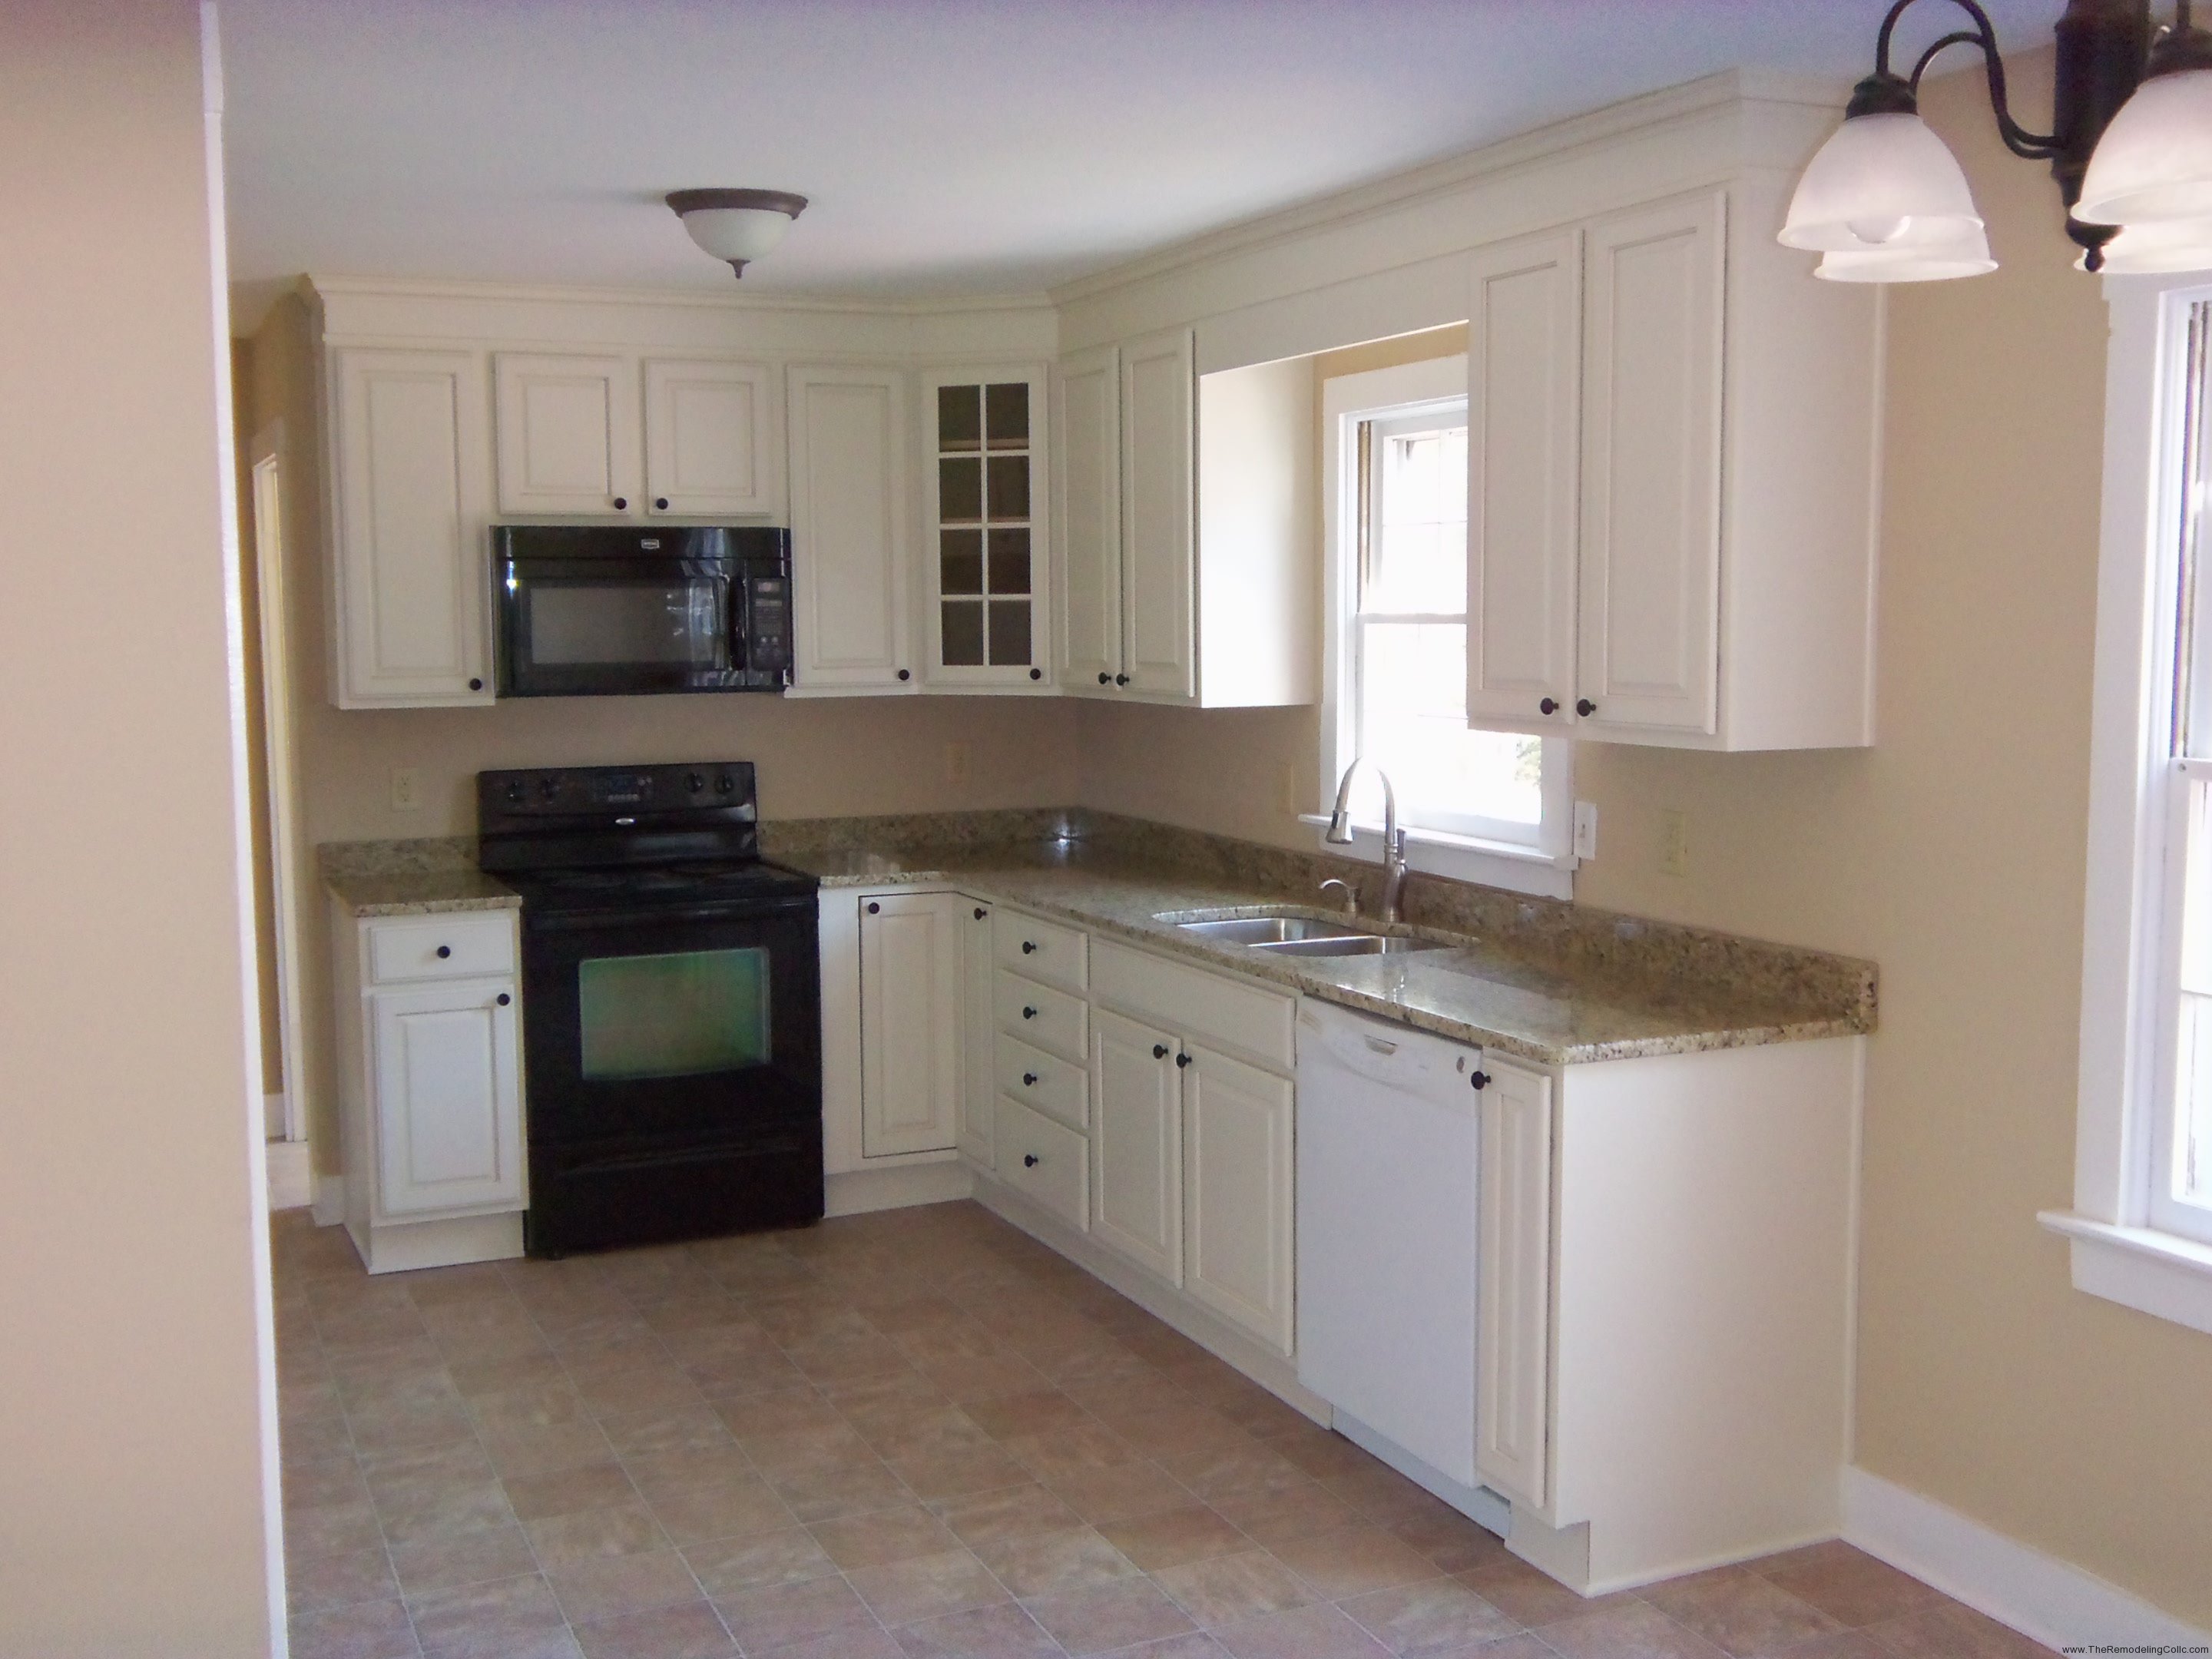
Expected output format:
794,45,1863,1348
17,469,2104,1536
493,524,792,697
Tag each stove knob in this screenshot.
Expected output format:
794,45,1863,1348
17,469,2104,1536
687,773,705,793
505,783,524,803
716,775,735,795
539,778,560,800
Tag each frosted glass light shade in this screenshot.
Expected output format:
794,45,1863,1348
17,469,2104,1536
1780,112,1985,253
2075,218,2212,273
665,189,809,278
2076,68,2212,226
1814,223,1996,283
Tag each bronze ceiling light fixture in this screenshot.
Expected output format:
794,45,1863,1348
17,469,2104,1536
1780,0,2212,280
666,188,810,279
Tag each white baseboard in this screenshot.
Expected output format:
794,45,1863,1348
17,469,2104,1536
1843,1465,2210,1651
825,1159,972,1217
310,1174,344,1228
266,1139,312,1210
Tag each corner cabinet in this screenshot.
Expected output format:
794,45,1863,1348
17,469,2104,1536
920,367,1053,689
1466,184,1879,750
326,347,495,707
856,892,963,1157
331,905,526,1273
787,364,914,692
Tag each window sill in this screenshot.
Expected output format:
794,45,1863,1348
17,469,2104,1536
2037,1210,2212,1336
1298,815,1574,900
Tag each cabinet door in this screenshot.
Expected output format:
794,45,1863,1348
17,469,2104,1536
1182,1043,1294,1353
369,979,523,1218
1578,192,1724,737
1120,328,1197,701
923,366,1051,689
859,892,961,1157
788,364,912,689
1055,345,1122,694
492,353,639,516
1466,230,1581,732
329,346,493,707
643,359,780,518
959,899,997,1167
1090,1009,1184,1285
1476,1056,1555,1509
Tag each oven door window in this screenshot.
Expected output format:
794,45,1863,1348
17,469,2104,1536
578,945,770,1080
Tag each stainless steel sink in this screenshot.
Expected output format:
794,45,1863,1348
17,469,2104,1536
1250,934,1449,958
1174,915,1368,945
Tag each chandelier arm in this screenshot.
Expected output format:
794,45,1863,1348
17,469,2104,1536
1876,0,2061,161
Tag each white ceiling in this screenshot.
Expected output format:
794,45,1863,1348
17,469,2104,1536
219,0,2058,315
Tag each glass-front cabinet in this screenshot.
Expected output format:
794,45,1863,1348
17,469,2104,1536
922,366,1051,688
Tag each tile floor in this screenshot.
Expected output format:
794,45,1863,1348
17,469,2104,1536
274,1201,2052,1659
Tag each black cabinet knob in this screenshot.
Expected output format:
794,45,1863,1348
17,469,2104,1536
1024,1154,1040,1167
1023,1072,1038,1086
1022,941,1038,955
866,902,881,914
1115,674,1130,686
496,992,511,1007
974,906,987,920
1576,698,1597,717
1470,1070,1491,1091
1098,672,1111,685
654,496,669,510
1153,1044,1169,1059
1022,1006,1038,1020
469,677,484,691
612,496,628,510
1029,668,1043,680
897,668,911,681
1175,1051,1192,1068
1539,697,1558,715
435,945,452,959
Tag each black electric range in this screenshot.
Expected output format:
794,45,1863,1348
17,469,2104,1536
478,762,823,1256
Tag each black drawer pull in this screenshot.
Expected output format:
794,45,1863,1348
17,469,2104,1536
1022,1072,1038,1087
974,907,987,920
1022,940,1038,955
1023,1153,1040,1167
496,993,511,1006
1022,1006,1038,1020
866,902,881,914
435,945,452,959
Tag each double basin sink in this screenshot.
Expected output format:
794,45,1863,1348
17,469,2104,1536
1169,911,1451,959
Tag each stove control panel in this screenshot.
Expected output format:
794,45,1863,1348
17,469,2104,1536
478,762,758,827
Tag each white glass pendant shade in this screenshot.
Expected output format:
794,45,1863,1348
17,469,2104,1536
1814,222,1996,283
2076,68,2212,226
2075,217,2212,273
1780,112,1985,253
665,189,808,277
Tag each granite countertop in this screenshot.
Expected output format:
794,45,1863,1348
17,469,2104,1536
766,835,1873,1067
320,839,521,918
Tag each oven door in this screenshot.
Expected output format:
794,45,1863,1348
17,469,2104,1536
498,555,742,696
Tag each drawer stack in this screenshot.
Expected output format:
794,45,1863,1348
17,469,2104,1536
992,908,1090,1228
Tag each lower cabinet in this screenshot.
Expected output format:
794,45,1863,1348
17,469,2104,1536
1181,1041,1296,1356
858,891,963,1157
332,904,527,1273
1475,1055,1555,1512
997,1095,1088,1230
1090,1008,1184,1283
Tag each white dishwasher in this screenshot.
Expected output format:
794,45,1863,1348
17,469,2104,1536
1296,998,1485,1489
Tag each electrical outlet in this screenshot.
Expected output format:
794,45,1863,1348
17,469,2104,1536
945,741,972,786
1660,807,1690,877
1277,763,1300,817
391,767,423,812
1573,800,1598,860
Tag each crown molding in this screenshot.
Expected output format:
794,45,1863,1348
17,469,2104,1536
302,273,1056,320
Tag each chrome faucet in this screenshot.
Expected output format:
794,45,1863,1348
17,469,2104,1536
1319,877,1357,917
1324,757,1407,924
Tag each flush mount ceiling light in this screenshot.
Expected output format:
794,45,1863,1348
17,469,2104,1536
665,188,809,279
1782,0,2212,282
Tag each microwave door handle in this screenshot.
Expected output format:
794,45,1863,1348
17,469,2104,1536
727,574,747,672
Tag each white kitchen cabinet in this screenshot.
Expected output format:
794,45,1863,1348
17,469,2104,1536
1182,1041,1296,1356
959,898,997,1168
493,352,639,516
1466,230,1581,728
1055,344,1122,694
1090,1008,1184,1284
921,366,1051,689
644,358,780,518
858,891,962,1157
788,363,913,691
1475,1055,1555,1510
326,346,495,707
370,980,525,1218
1120,326,1198,700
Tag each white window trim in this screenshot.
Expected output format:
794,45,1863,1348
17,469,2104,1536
2041,272,2212,1335
1317,356,1575,902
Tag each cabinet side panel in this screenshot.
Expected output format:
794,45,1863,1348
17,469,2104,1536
1196,356,1317,707
1476,1057,1555,1509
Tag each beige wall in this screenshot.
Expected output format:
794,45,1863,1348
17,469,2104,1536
1080,55,2212,1626
0,2,280,1651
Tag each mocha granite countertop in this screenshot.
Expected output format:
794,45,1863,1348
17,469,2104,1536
762,817,1876,1068
320,838,521,919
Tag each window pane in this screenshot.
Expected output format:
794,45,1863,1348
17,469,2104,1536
1365,426,1467,615
988,528,1031,595
942,600,985,665
939,456,982,522
579,948,770,1080
938,384,982,452
940,528,982,595
985,382,1030,449
987,454,1031,520
988,599,1032,666
1358,620,1540,826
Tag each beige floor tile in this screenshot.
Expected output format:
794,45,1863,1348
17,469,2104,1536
643,1472,793,1545
575,1366,708,1420
767,1455,918,1522
1158,1442,1306,1503
286,1497,389,1561
526,1499,671,1566
976,1522,1143,1598
505,1462,640,1522
374,1478,518,1547
287,1455,372,1512
1644,1565,1846,1657
571,1594,737,1658
1264,1524,1442,1600
681,1528,839,1598
1089,1635,1233,1659
1098,1403,1251,1460
1538,1599,1729,1659
1455,1558,1637,1631
406,1571,568,1657
965,1387,1093,1440
810,1503,962,1569
1752,1543,1946,1629
1027,1576,1201,1656
447,1353,565,1399
1151,1548,1318,1629
889,1444,1036,1501
846,1545,1010,1624
928,1481,1084,1546
1210,1601,1393,1658
888,1601,1065,1658
711,1572,877,1650
387,1525,539,1598
287,1594,420,1659
715,1387,845,1441
1317,1465,1439,1527
484,1422,618,1480
1858,1602,2056,1657
620,1447,755,1505
1005,1421,1145,1484
288,1545,401,1615
1382,1509,1510,1576
1050,1461,1201,1525
596,1406,738,1462
469,1379,591,1436
1334,1575,1521,1654
915,1349,1056,1403
1098,1505,1250,1571
740,1420,873,1475
544,1548,704,1627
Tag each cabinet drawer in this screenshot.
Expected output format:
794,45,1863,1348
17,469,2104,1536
994,908,1088,994
1092,939,1295,1071
996,1034,1088,1133
997,1096,1088,1231
366,914,517,986
994,970,1088,1064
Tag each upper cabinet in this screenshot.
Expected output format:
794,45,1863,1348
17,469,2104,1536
787,363,912,692
327,346,495,707
1467,184,1876,750
1054,332,1316,708
493,353,638,516
921,366,1051,689
643,359,781,518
